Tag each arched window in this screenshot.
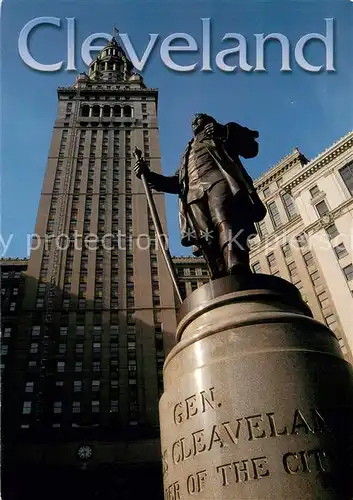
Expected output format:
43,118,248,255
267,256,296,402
113,105,121,117
123,105,132,118
103,105,111,118
81,105,90,117
92,105,100,117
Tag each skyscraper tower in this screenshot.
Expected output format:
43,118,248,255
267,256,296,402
3,37,177,500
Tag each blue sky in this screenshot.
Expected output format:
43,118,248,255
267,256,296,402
1,0,353,258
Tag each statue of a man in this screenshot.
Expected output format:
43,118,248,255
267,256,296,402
134,113,266,279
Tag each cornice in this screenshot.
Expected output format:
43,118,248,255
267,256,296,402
254,149,307,190
172,256,206,264
57,87,158,94
0,258,28,266
254,131,353,192
0,257,28,261
287,131,353,190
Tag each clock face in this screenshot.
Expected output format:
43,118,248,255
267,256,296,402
77,445,92,460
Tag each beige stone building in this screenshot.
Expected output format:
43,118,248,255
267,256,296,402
251,131,353,364
173,131,353,364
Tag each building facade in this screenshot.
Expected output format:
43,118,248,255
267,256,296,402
172,132,353,364
173,257,209,299
250,132,353,364
2,38,176,500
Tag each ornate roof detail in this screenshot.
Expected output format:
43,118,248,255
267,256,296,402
72,72,91,89
254,131,352,192
254,149,308,189
87,36,135,84
0,258,28,265
172,256,206,264
287,131,353,189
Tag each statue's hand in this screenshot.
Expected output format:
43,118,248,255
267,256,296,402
134,159,150,179
203,122,226,141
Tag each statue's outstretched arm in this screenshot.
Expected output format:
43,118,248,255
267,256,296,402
146,171,180,194
134,147,180,194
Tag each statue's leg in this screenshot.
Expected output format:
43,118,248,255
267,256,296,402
207,180,251,275
187,200,225,279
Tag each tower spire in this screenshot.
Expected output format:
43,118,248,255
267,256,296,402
112,25,119,41
86,32,135,83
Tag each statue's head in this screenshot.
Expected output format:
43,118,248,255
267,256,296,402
191,113,215,135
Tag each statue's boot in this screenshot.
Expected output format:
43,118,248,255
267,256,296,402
222,243,252,276
218,222,251,276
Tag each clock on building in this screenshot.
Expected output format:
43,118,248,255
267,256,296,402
77,445,93,461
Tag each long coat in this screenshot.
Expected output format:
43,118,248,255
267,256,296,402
178,133,266,248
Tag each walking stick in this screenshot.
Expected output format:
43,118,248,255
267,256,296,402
133,147,183,305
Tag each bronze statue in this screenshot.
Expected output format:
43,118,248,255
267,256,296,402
134,114,266,279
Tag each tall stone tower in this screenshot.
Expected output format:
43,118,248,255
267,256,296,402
3,37,176,500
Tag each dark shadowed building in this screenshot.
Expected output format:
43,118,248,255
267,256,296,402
1,38,176,500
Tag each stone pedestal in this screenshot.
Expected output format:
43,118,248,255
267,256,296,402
159,274,353,500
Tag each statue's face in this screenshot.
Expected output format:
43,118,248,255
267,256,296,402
192,114,214,135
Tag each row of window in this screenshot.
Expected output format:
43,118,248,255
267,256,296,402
261,162,353,203
126,225,138,419
24,379,122,393
22,400,110,415
58,128,149,157
77,121,148,130
81,104,133,118
28,340,126,355
257,192,297,235
253,221,346,276
1,327,12,337
31,324,121,337
30,310,121,327
67,84,148,93
27,358,120,371
338,162,353,196
288,261,304,295
324,216,353,287
2,301,17,313
343,264,353,282
302,251,341,329
1,270,22,279
258,162,353,238
177,267,208,277
253,245,342,319
148,216,159,304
